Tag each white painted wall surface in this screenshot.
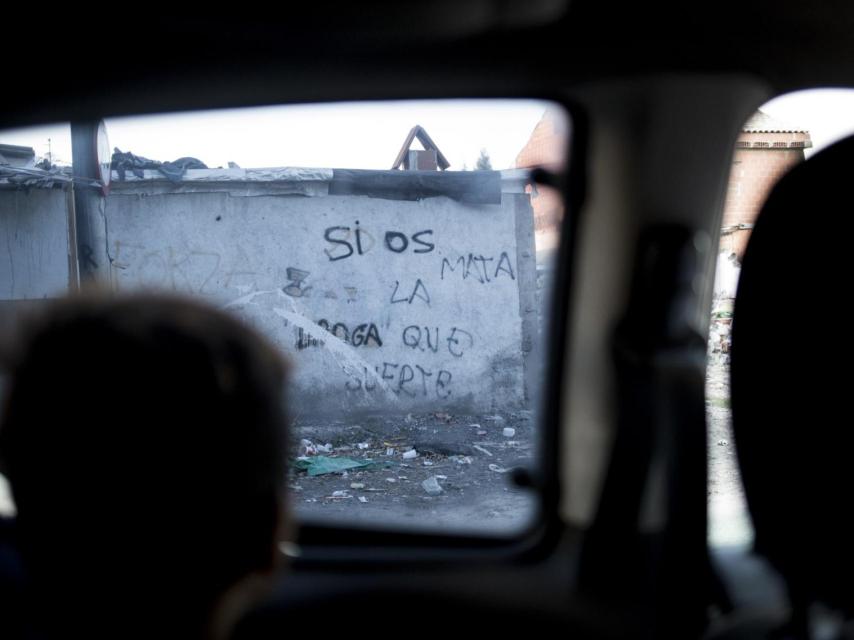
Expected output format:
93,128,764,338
105,174,535,415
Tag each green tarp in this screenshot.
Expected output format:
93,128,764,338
294,456,394,477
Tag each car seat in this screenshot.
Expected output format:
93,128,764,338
731,132,854,636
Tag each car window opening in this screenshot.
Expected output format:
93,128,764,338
0,100,569,538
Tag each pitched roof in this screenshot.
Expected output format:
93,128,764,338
391,125,450,170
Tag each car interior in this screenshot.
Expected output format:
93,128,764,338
1,1,853,638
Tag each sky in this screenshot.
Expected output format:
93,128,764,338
0,100,559,171
3,89,854,169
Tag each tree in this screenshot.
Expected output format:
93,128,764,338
475,148,493,170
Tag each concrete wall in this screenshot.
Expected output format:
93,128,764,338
0,188,71,300
0,187,72,339
104,169,536,416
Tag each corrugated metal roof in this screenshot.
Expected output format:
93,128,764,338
742,110,808,133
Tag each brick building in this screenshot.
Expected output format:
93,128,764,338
721,110,812,261
513,108,811,268
710,111,811,358
514,108,568,254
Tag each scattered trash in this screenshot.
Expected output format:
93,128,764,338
717,440,728,446
294,456,392,477
436,475,448,480
386,477,397,483
405,413,414,424
304,498,317,503
469,423,482,429
402,449,418,460
434,412,452,423
422,476,444,495
350,482,365,490
386,447,395,456
411,441,473,457
489,464,511,474
502,427,516,438
356,442,370,450
331,490,349,498
473,445,493,457
299,439,316,456
477,430,488,436
454,456,473,465
299,439,333,456
358,497,368,503
423,460,434,466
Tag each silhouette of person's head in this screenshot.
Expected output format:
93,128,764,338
0,292,291,638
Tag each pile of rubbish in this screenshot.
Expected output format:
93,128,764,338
111,148,207,182
0,164,98,189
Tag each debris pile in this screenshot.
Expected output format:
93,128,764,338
111,148,207,182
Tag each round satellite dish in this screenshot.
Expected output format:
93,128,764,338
96,119,111,196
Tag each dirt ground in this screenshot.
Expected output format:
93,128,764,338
290,411,537,535
291,362,754,542
706,359,754,547
0,362,751,537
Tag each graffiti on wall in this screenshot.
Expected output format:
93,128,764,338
109,204,524,409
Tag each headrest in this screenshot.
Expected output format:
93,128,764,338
731,133,854,610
